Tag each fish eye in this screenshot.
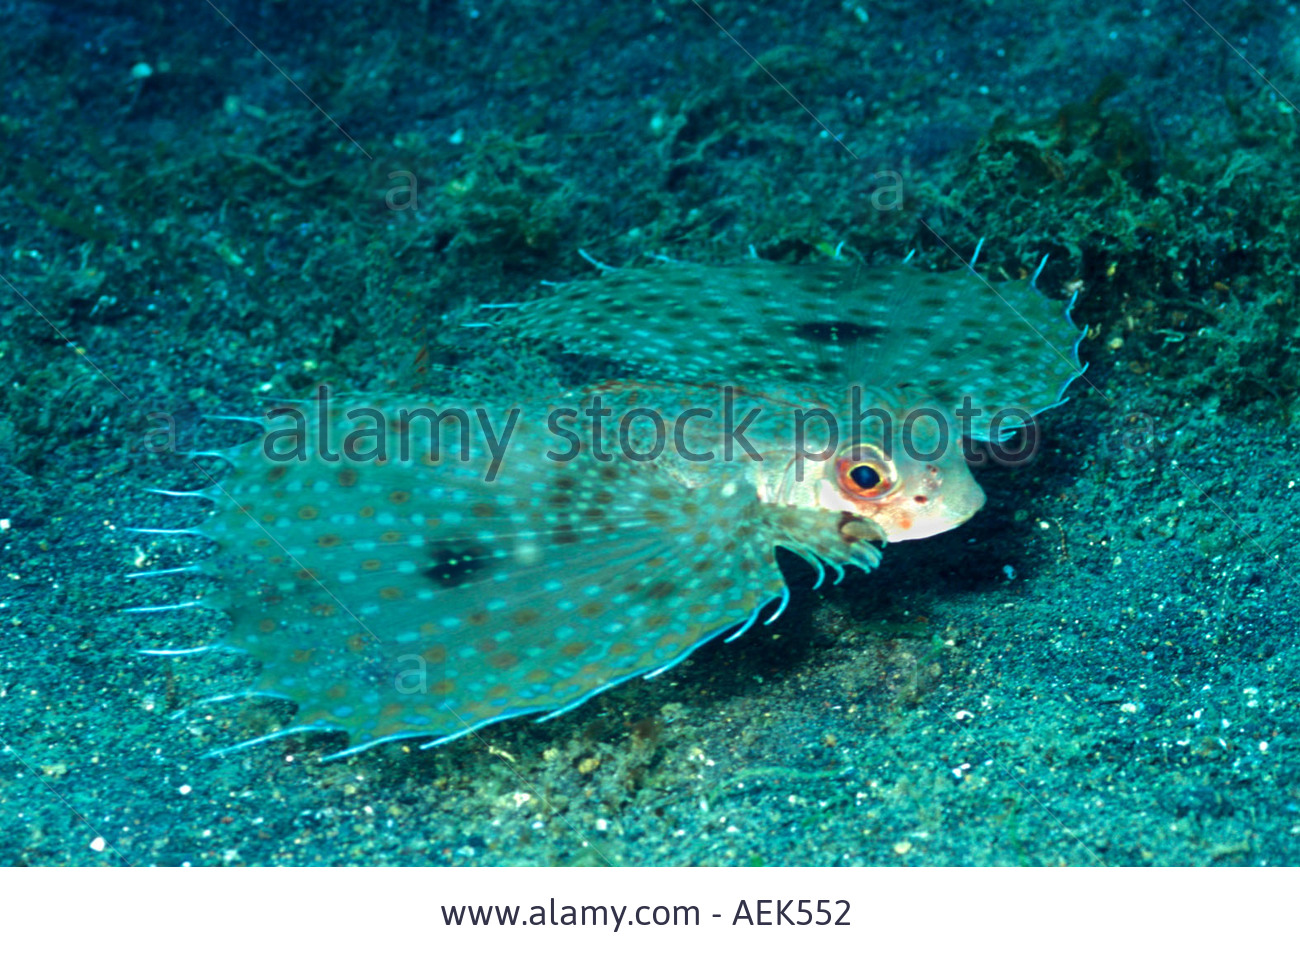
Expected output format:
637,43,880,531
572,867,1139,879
836,445,897,501
850,464,882,489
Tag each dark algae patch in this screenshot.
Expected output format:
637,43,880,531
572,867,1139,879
1,0,1297,866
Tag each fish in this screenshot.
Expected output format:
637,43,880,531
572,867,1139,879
133,253,1084,757
504,255,1085,440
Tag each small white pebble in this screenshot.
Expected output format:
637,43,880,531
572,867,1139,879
89,837,106,853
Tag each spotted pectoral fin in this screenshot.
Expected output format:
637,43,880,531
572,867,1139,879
507,260,865,387
507,259,1084,439
198,408,788,753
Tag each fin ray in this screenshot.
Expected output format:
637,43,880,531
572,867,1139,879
198,397,791,749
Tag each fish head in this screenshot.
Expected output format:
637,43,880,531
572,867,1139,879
787,394,987,543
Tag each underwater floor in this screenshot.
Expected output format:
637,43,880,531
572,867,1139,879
1,0,1297,865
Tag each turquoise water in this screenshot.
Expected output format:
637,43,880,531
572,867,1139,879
0,0,1296,865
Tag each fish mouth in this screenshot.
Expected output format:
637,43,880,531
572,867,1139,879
932,478,987,537
886,479,987,543
955,480,988,523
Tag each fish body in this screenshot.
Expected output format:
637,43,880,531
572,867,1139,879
147,256,1083,755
